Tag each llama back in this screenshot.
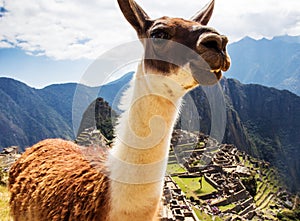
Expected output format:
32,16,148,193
9,139,110,221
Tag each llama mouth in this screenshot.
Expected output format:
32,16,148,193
210,69,222,80
208,51,231,80
190,62,223,86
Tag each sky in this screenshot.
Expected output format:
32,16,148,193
0,0,300,88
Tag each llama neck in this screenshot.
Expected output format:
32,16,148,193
107,65,185,220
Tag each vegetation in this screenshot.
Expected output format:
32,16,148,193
218,203,236,212
277,208,300,221
0,185,10,220
172,176,216,198
167,163,186,174
0,158,13,220
78,97,117,141
95,98,117,141
0,168,3,184
193,207,223,221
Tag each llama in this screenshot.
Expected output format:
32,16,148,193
8,0,230,220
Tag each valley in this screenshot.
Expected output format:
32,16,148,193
162,130,299,220
2,128,298,220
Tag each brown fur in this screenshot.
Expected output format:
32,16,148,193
9,139,110,221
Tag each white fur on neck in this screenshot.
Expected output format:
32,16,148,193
107,65,186,221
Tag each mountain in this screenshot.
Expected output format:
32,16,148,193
97,72,133,106
226,35,300,96
221,79,300,192
77,97,117,141
77,73,300,191
0,78,73,150
1,73,299,191
0,73,132,150
185,79,300,191
39,72,133,134
38,83,78,128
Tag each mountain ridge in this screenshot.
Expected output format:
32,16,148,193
0,74,299,191
221,78,300,191
226,35,300,96
76,74,300,191
0,77,73,150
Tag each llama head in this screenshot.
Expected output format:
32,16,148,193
118,0,230,88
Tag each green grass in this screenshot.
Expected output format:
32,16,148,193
0,185,11,221
218,203,236,212
256,188,273,207
193,208,213,220
167,163,186,174
172,176,217,198
175,143,195,149
193,207,223,221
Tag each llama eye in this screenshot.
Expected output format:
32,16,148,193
150,30,171,40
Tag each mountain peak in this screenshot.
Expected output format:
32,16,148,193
235,35,300,45
104,72,134,87
0,77,34,90
226,34,300,96
272,35,300,44
238,36,256,43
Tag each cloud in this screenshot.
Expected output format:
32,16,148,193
0,39,12,48
0,0,132,60
211,0,300,41
1,0,300,60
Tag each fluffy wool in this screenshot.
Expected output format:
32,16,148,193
9,139,110,221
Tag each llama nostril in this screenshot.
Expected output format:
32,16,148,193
202,39,221,51
198,33,227,52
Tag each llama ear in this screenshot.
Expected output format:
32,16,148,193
117,0,150,35
191,0,215,25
